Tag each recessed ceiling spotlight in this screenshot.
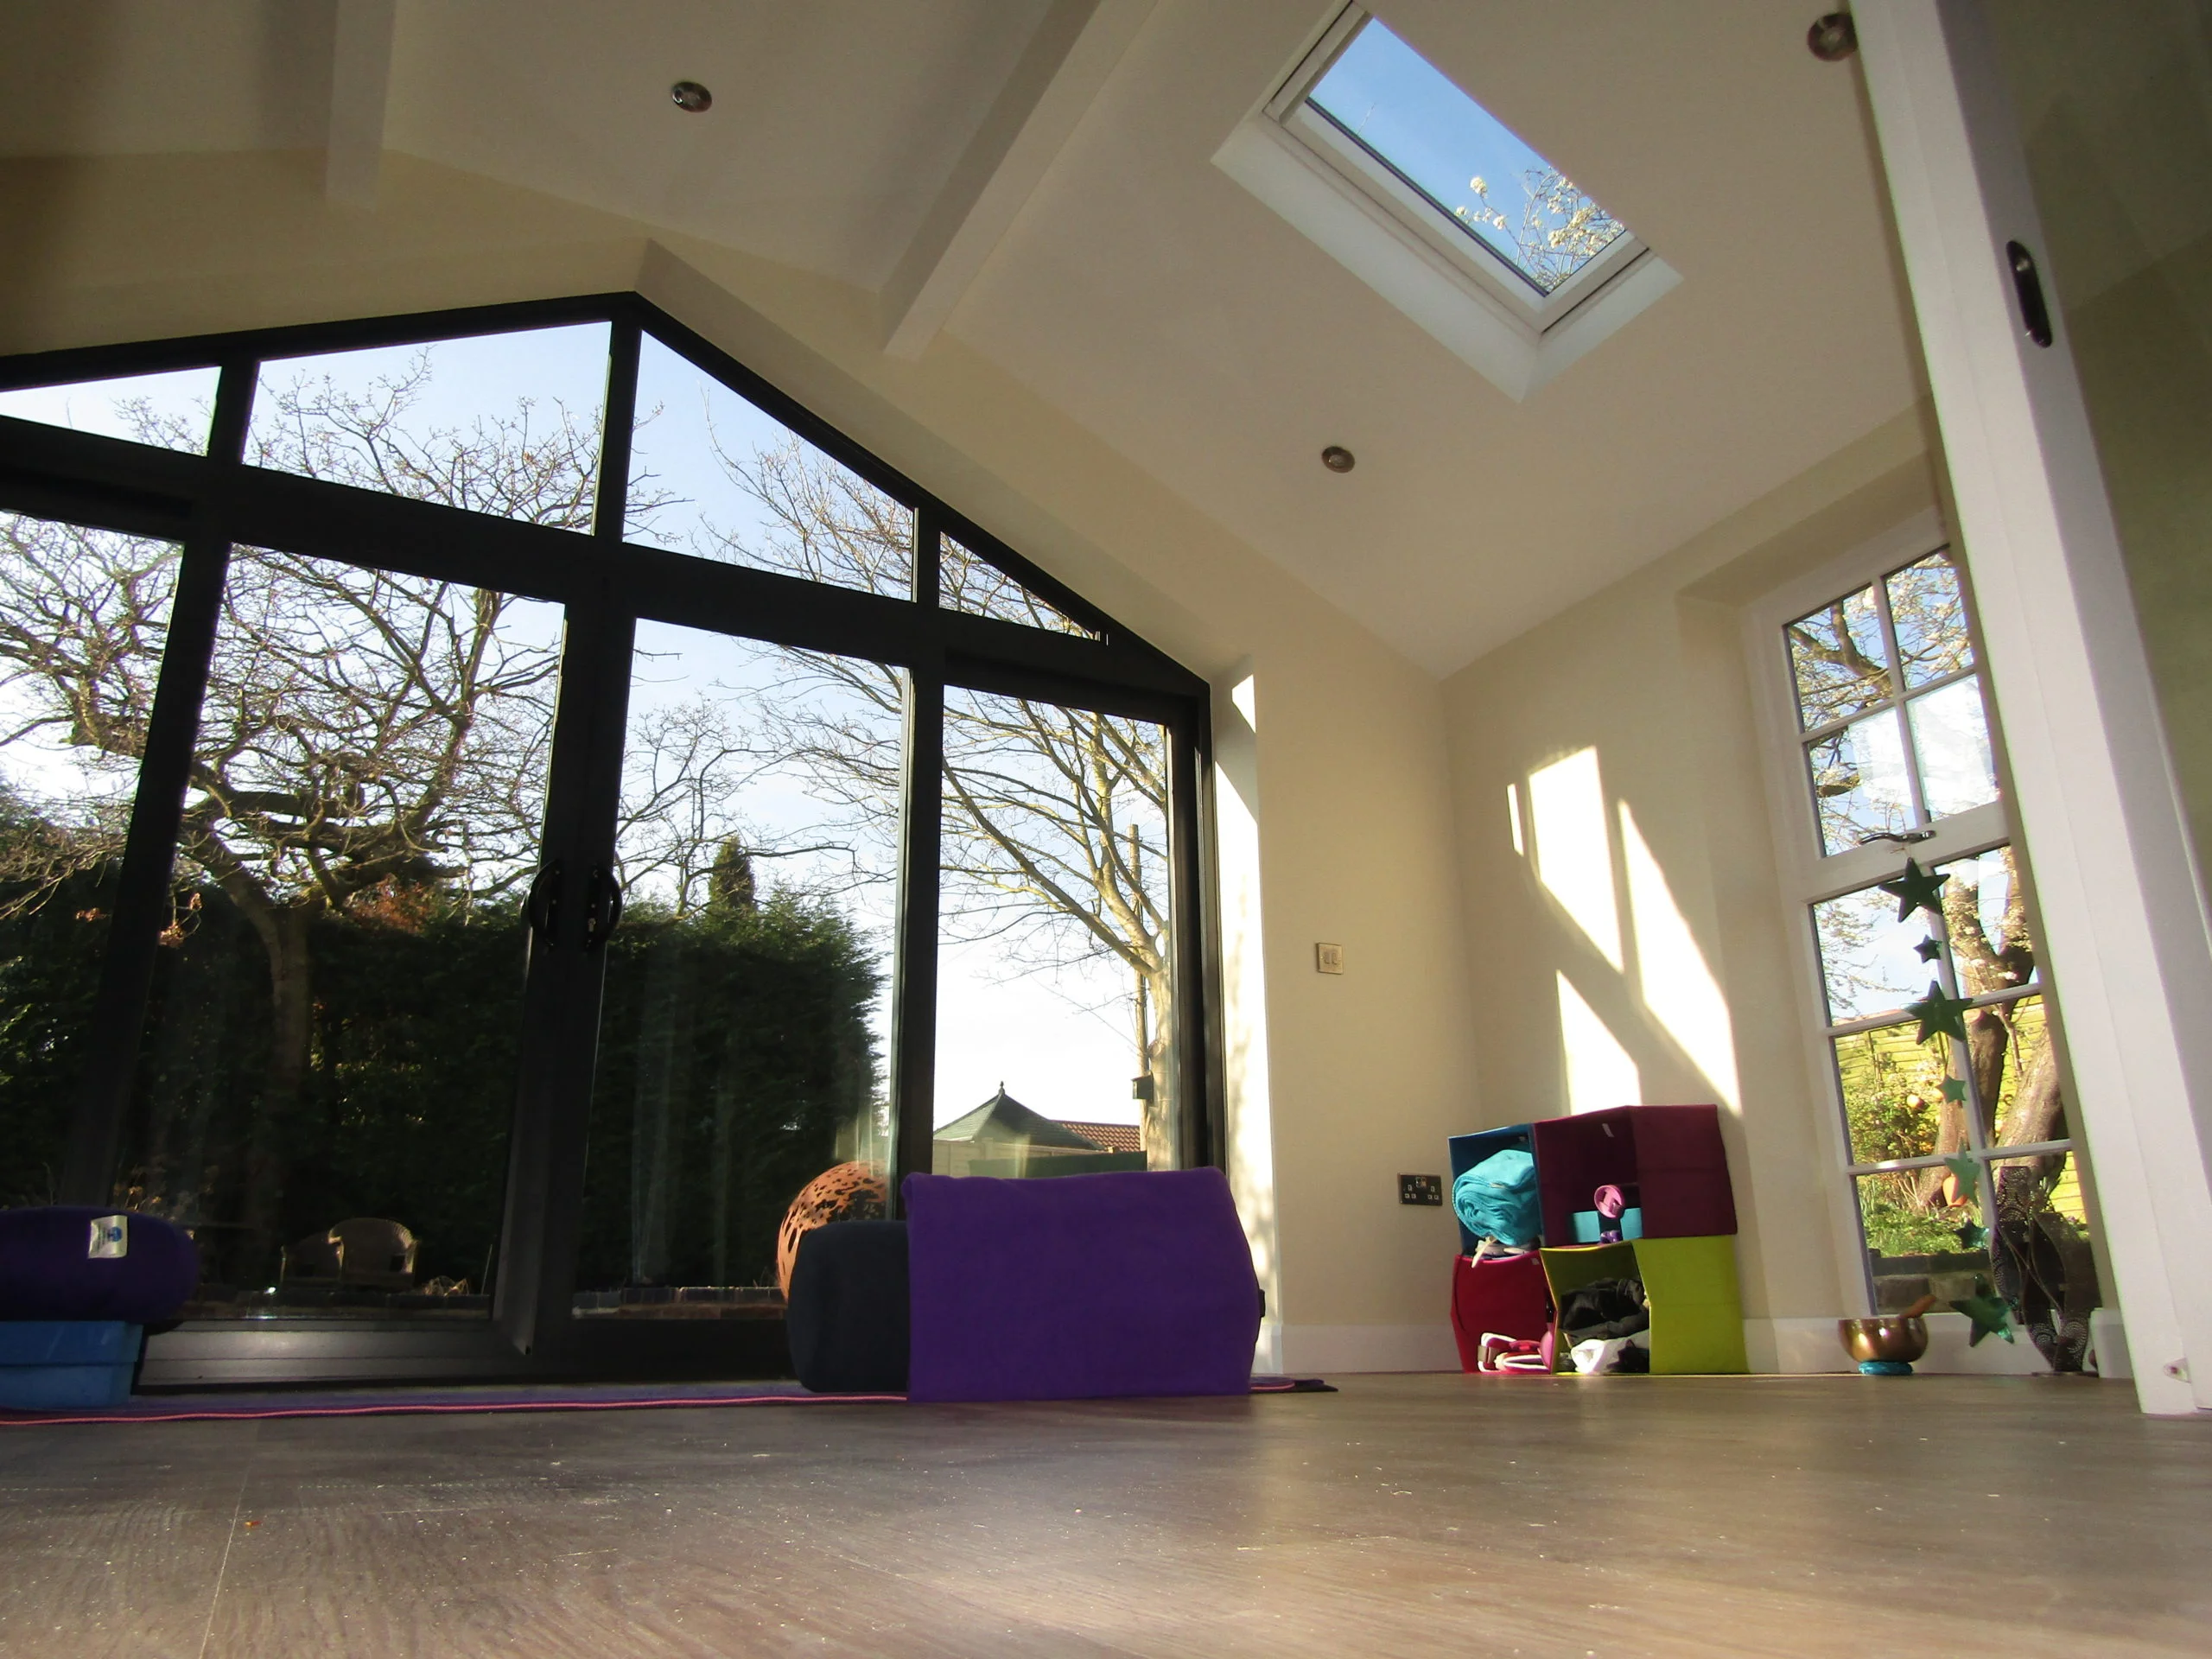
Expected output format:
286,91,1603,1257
671,80,714,113
1806,13,1858,61
1320,446,1356,474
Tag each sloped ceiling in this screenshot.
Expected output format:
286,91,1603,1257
0,0,1925,673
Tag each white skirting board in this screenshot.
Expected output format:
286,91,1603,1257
1260,1315,2133,1378
1264,1323,1461,1374
1747,1313,2132,1378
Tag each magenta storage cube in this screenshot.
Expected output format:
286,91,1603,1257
1529,1105,1736,1243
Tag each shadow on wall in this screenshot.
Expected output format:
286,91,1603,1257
1508,747,1740,1116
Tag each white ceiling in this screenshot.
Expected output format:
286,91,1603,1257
0,0,1926,674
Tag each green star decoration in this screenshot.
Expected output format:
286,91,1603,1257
1915,935,1945,963
1955,1220,1986,1249
1950,1293,2015,1345
1942,1153,1981,1198
1940,1077,1968,1103
1908,983,1975,1044
1879,858,1950,923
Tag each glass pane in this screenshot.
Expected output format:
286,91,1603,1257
1811,885,1941,1026
1855,1171,1995,1314
575,626,899,1317
248,324,611,529
116,550,563,1317
1833,1021,1980,1166
1785,585,1891,729
941,536,1096,638
1885,550,1975,687
0,366,219,454
1936,847,2038,1000
1990,1150,2101,1370
1807,709,1913,854
937,690,1174,1176
625,334,912,595
1306,20,1627,294
0,514,183,1207
1908,676,1999,819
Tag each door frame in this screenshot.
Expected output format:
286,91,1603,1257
1856,0,2212,1413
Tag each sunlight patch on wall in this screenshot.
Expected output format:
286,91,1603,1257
1557,971,1639,1114
1529,747,1621,968
1215,672,1278,1306
1619,804,1740,1110
1506,781,1525,855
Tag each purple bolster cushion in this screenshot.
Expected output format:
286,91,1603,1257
0,1206,200,1323
902,1167,1262,1402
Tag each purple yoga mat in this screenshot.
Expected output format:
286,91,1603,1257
902,1167,1262,1403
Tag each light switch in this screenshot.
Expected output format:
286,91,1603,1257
1315,942,1344,975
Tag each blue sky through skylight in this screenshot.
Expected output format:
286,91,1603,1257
1307,17,1624,294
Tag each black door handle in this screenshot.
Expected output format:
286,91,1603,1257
2005,240,2054,348
583,863,624,951
524,860,564,944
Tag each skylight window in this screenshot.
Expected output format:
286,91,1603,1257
1213,4,1678,400
1304,19,1627,296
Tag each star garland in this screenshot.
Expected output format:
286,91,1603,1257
1908,983,1975,1044
1878,858,1949,923
1951,1290,2015,1345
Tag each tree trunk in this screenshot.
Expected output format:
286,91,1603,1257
1137,963,1176,1170
238,900,315,1283
1997,1022,2065,1148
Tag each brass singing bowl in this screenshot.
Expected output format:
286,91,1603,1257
1838,1315,1929,1364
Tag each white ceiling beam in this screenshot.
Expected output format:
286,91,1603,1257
881,0,1154,359
325,0,397,207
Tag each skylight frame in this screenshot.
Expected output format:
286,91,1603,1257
1212,4,1680,401
1265,6,1646,332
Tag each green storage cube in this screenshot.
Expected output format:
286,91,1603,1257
1540,1235,1746,1375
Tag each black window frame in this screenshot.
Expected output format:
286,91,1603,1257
0,294,1219,1386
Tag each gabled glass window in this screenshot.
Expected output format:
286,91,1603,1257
941,535,1097,639
0,298,1215,1384
1305,16,1626,297
249,324,611,529
626,334,913,596
0,367,220,454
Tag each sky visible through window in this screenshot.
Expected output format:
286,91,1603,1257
1307,17,1625,294
0,337,1144,1134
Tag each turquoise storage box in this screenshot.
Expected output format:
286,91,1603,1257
1571,1207,1643,1243
0,1321,143,1409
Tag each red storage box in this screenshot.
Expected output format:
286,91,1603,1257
1449,1251,1553,1373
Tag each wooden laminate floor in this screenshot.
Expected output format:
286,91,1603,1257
2,1372,2205,1657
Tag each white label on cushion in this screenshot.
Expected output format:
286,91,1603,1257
87,1215,129,1258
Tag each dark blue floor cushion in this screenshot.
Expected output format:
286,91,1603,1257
0,1207,199,1323
785,1219,911,1394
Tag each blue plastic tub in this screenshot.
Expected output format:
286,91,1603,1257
1571,1207,1645,1243
0,1321,143,1408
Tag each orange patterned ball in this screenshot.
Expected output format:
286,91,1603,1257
775,1161,890,1295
